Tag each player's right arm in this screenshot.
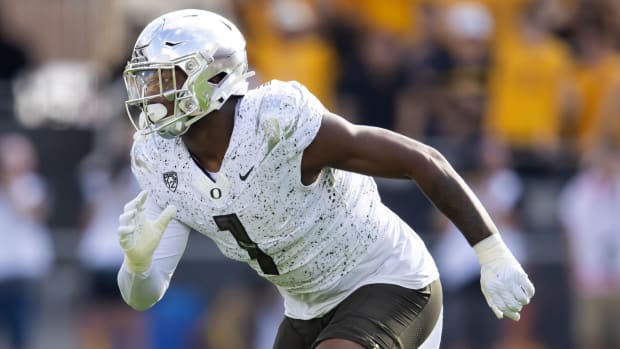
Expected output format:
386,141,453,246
117,190,190,311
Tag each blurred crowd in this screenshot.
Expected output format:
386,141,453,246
0,0,619,348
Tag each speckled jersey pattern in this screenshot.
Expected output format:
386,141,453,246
130,80,439,319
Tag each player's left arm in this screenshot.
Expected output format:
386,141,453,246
302,112,496,245
302,112,535,321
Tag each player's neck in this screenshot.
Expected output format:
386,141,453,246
181,97,239,172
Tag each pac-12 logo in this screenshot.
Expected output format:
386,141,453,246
163,171,178,192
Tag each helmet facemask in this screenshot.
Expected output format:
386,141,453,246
125,62,193,138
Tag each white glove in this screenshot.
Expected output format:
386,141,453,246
118,190,177,274
474,234,535,321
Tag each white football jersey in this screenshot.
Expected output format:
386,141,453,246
130,80,439,319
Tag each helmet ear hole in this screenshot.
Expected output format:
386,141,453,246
208,72,228,85
174,67,188,88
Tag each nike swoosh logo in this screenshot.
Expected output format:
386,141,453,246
239,166,254,181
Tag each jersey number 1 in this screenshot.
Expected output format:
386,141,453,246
213,214,280,275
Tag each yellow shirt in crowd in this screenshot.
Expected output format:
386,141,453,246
485,29,572,151
571,52,620,152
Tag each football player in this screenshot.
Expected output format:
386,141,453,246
117,9,534,349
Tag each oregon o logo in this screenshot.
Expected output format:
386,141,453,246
210,188,222,199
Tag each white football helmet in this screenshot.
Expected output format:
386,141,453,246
123,9,254,138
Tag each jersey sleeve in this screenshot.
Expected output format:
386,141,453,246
129,132,159,191
122,137,191,310
257,80,327,158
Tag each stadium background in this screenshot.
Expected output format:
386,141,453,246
0,0,618,348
